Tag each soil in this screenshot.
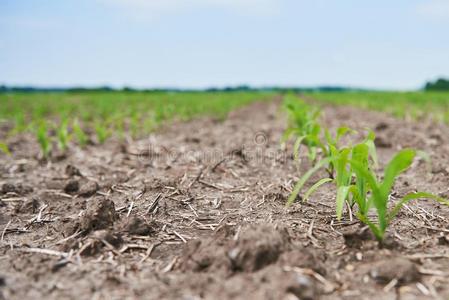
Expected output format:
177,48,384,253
1,98,449,299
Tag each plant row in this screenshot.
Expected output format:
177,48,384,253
282,94,449,241
0,91,273,158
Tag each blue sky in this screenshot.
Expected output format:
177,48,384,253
1,0,448,90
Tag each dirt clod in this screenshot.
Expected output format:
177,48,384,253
285,273,319,300
63,180,79,193
342,228,375,249
14,197,41,214
278,250,327,275
119,216,156,235
1,183,33,195
370,257,420,284
80,197,117,233
227,225,291,272
180,224,290,273
375,122,389,131
78,181,99,197
438,234,449,245
65,164,82,177
1,183,15,194
374,135,392,148
92,230,123,248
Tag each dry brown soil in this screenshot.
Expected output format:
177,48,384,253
1,99,448,299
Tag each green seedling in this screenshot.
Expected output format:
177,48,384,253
287,130,377,208
349,149,449,241
332,132,378,218
0,142,11,156
130,113,140,139
73,119,88,147
282,94,322,162
287,157,332,205
322,126,354,177
114,118,126,141
143,112,157,134
57,119,70,151
13,113,27,134
95,122,110,144
36,121,52,158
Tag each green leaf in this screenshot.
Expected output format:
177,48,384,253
303,177,333,202
280,128,296,144
335,148,351,186
36,121,52,158
287,157,332,206
357,213,384,241
388,192,449,223
336,185,350,220
73,119,88,147
308,146,317,162
293,136,306,162
364,134,379,169
351,143,370,211
0,142,11,156
381,149,416,199
336,126,355,142
349,159,382,217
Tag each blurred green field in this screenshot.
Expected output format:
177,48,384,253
304,91,449,123
0,91,273,154
0,91,273,125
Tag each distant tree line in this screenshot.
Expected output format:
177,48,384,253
0,85,365,94
2,79,448,94
425,78,449,91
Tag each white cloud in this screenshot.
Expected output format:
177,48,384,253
416,0,449,19
100,0,280,20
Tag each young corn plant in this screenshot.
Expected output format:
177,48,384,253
0,142,11,156
73,119,88,148
11,113,27,135
114,118,126,142
95,122,110,144
330,132,378,219
36,121,52,159
349,148,449,241
130,114,140,139
282,94,322,163
57,119,70,151
287,129,377,208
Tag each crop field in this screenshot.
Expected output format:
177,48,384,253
305,91,449,123
1,91,449,299
0,91,273,151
